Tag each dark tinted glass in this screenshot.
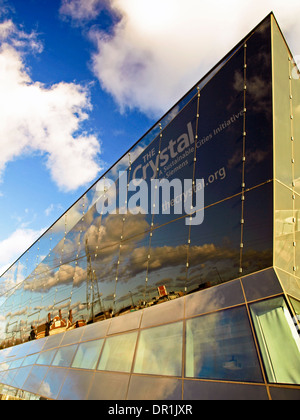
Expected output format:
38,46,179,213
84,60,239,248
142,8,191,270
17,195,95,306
90,213,123,320
146,218,189,304
114,232,150,314
187,194,241,293
241,182,273,276
242,17,273,188
195,46,244,206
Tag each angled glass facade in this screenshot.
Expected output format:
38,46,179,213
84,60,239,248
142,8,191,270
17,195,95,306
0,13,299,400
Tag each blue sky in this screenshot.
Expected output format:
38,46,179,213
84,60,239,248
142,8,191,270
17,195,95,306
0,0,300,276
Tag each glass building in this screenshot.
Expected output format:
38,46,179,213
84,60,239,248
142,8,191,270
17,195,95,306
0,13,299,400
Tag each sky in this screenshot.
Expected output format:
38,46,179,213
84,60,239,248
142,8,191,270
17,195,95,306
0,0,300,277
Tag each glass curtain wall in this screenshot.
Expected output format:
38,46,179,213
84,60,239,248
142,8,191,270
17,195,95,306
0,14,296,354
0,284,299,399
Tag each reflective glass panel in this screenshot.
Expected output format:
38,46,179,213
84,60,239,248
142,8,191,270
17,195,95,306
125,134,160,229
52,343,78,368
183,379,269,400
187,195,241,293
36,349,57,366
0,362,10,372
114,232,150,314
134,322,183,377
141,297,184,329
69,258,89,324
145,219,188,304
147,95,199,227
43,333,64,350
2,369,17,386
60,326,84,346
8,341,32,360
250,296,300,385
97,331,137,373
80,319,110,342
195,48,243,204
241,268,282,301
10,366,32,390
275,267,300,301
87,212,123,320
242,183,273,276
185,279,244,318
38,367,68,399
58,370,94,400
25,336,47,354
22,353,39,367
195,16,272,199
10,358,24,369
108,311,142,335
0,371,9,386
242,16,273,188
87,371,130,400
22,365,48,394
185,306,263,382
127,375,182,400
72,339,104,370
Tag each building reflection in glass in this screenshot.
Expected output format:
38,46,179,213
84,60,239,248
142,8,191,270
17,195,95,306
0,13,296,368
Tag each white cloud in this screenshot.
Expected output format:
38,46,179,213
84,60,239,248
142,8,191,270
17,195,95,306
61,0,300,117
0,227,44,279
0,20,102,192
60,0,109,22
